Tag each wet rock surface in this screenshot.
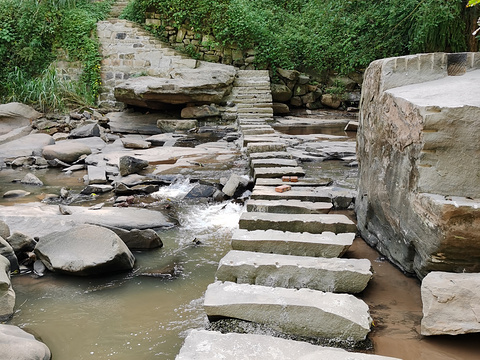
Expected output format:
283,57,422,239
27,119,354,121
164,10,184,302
0,324,51,360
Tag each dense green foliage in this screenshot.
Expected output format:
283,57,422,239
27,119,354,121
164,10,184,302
0,0,113,111
123,0,477,75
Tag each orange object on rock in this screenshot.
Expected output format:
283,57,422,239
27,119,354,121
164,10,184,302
275,185,291,193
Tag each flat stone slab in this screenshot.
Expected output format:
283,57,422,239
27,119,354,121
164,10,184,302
176,330,401,360
0,203,173,238
239,212,356,234
204,281,372,341
246,142,287,154
254,167,305,179
243,135,282,146
256,178,332,187
107,111,164,135
421,271,480,336
231,229,354,257
216,250,372,293
251,158,298,168
0,133,54,161
246,199,332,214
249,151,293,160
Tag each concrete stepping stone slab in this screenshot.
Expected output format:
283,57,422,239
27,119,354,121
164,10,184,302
249,151,293,160
239,212,356,234
204,281,372,341
176,330,402,360
256,178,332,187
231,229,354,257
243,135,281,146
251,158,298,168
254,167,305,179
242,128,275,135
246,199,332,214
246,142,287,154
216,250,372,293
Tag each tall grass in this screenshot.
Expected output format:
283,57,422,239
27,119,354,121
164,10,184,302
3,67,89,112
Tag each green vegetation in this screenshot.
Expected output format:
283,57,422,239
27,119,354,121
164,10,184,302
0,0,113,111
123,0,478,75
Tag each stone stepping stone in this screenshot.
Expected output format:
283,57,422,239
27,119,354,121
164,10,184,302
87,165,107,184
176,330,402,360
256,178,332,187
204,281,372,341
246,199,332,214
239,212,357,234
241,128,275,135
246,142,287,154
254,166,305,179
231,229,354,257
249,151,293,160
250,158,298,168
216,250,372,293
243,135,281,146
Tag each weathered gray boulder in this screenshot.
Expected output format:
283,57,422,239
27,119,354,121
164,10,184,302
0,324,51,360
0,237,19,273
176,330,401,360
271,83,292,102
42,141,92,163
0,220,10,239
2,190,31,198
184,184,218,199
356,53,480,277
105,226,163,250
181,105,220,119
20,173,43,186
119,155,149,176
35,224,135,276
6,231,36,253
69,123,100,138
121,137,151,149
421,272,480,336
115,63,236,108
0,102,41,135
222,174,249,197
0,255,15,321
0,133,54,160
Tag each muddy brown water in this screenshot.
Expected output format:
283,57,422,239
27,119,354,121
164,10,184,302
3,114,480,359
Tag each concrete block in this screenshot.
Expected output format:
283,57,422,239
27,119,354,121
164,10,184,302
246,199,332,214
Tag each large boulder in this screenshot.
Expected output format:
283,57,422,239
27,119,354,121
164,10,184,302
0,103,41,135
114,62,236,108
0,255,15,321
0,133,54,161
119,155,149,176
421,272,480,336
6,231,36,254
0,324,51,360
0,237,19,273
42,141,92,163
35,224,135,276
356,52,480,277
104,226,163,250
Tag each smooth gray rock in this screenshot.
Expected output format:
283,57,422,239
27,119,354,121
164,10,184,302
104,226,163,250
80,184,113,195
239,212,356,234
216,250,372,293
119,155,149,176
121,137,151,149
69,123,100,138
204,281,372,341
246,199,332,214
176,330,401,360
222,174,249,197
0,133,54,160
20,173,43,186
87,165,107,184
6,231,36,253
0,324,51,360
184,184,217,199
2,190,31,198
421,272,480,336
231,229,354,257
35,224,135,276
145,133,186,146
0,203,174,238
0,220,10,239
0,256,15,321
0,237,19,273
0,102,41,136
42,141,92,163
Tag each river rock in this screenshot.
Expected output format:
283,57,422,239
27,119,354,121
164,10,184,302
271,83,292,102
42,141,92,163
0,102,41,135
2,190,31,198
321,94,342,109
181,105,220,119
121,137,151,149
119,155,149,176
20,173,43,186
356,53,480,277
272,102,290,114
87,165,107,184
6,231,36,253
104,226,163,250
421,271,480,336
0,324,51,360
0,237,18,273
0,220,10,239
0,133,54,161
184,184,218,199
114,62,236,108
157,119,197,132
0,256,15,321
35,224,135,276
80,184,113,195
222,174,249,197
69,123,101,138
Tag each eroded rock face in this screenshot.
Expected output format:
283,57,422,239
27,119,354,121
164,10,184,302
0,324,51,360
421,272,480,336
114,62,236,109
35,224,135,276
0,255,15,321
356,53,480,278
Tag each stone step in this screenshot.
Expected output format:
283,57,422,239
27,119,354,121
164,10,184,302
241,127,275,136
253,167,305,179
231,229,354,258
250,158,298,168
243,135,281,145
216,250,372,293
255,178,332,187
238,212,357,234
237,108,274,114
246,142,287,154
246,199,332,214
249,151,292,160
176,330,402,360
204,281,372,341
237,103,274,109
251,186,355,209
